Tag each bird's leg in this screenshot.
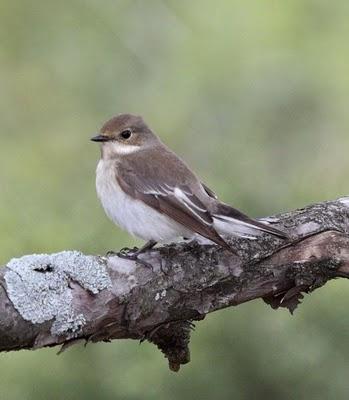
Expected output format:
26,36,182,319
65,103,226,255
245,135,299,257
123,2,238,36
116,240,157,269
106,248,131,257
107,246,137,256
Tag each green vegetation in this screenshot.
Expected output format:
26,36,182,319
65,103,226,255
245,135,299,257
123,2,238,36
1,1,349,398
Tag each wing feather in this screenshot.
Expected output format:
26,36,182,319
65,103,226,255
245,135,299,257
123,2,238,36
116,167,233,251
214,203,289,239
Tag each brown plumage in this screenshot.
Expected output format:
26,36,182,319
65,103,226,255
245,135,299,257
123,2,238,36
92,114,288,257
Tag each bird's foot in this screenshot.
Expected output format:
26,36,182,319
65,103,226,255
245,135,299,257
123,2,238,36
106,250,117,257
106,241,157,270
116,247,154,270
106,247,138,257
118,246,139,255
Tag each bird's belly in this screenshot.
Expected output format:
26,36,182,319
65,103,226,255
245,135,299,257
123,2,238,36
96,161,190,242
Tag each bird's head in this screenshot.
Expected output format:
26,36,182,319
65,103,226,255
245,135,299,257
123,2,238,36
91,114,159,157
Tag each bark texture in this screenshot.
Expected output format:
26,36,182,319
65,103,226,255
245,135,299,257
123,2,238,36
1,197,349,371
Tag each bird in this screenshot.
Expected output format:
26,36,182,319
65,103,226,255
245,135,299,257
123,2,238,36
91,113,288,261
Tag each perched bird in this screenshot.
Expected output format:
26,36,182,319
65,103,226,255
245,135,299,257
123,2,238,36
91,114,287,260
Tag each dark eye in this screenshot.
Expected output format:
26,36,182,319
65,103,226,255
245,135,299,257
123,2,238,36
120,129,132,139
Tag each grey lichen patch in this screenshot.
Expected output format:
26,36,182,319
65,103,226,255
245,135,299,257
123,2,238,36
273,199,349,237
62,251,112,294
51,312,86,337
295,221,320,236
5,251,111,338
259,216,280,223
155,289,167,301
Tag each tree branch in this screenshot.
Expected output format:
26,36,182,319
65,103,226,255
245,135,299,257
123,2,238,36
1,197,349,371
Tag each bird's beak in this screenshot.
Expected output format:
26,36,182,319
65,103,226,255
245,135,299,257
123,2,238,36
91,134,110,142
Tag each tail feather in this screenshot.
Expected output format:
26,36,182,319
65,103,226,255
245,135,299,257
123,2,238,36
213,203,289,240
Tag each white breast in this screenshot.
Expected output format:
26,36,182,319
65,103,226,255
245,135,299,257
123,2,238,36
95,160,192,242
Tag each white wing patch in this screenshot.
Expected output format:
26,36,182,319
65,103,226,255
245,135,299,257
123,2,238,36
142,184,172,196
214,215,259,229
213,217,259,239
137,183,212,226
174,187,206,212
173,187,211,225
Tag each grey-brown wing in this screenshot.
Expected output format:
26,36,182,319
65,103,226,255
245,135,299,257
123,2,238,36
201,182,218,199
116,164,232,250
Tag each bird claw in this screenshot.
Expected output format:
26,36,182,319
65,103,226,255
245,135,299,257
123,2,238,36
106,250,118,257
117,249,154,271
118,246,139,256
106,247,138,257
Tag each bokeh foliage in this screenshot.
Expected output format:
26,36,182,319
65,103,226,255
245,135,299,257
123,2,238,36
1,1,349,399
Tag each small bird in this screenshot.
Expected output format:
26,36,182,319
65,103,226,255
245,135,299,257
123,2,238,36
91,114,287,260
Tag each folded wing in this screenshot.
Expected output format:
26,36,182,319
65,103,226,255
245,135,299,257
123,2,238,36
116,168,233,251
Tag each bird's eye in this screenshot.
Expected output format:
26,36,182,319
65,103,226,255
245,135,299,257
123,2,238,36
120,129,132,139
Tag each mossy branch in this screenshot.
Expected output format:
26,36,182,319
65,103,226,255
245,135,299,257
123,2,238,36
1,197,349,371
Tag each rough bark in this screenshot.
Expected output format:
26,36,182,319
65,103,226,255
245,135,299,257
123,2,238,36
1,197,349,371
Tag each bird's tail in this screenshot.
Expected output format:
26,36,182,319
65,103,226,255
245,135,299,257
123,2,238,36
212,203,288,240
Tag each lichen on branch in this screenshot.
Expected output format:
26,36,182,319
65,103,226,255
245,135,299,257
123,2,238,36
0,197,349,371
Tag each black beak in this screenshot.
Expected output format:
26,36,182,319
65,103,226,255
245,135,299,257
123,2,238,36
91,134,110,142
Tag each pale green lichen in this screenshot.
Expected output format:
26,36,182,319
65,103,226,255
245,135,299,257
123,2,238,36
5,251,111,337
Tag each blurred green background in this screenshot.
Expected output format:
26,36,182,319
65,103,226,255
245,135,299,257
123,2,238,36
1,0,349,398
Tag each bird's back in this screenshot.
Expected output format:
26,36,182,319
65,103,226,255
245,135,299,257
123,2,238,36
118,143,202,192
